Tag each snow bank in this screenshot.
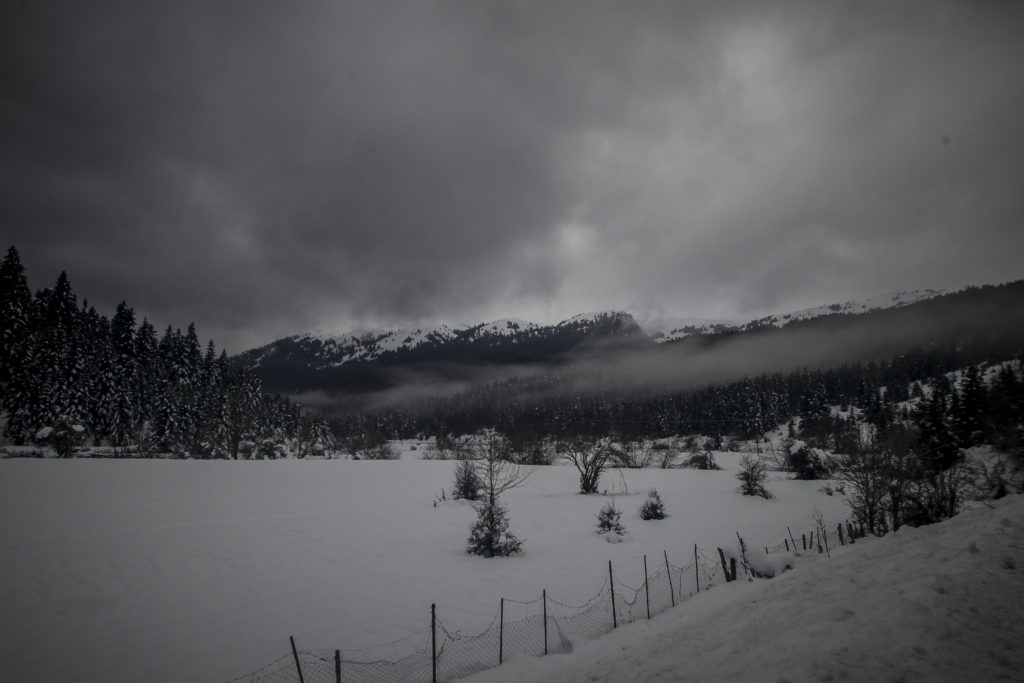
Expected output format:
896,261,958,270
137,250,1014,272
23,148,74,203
468,495,1024,683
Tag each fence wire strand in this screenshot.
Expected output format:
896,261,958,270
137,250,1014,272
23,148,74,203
225,526,833,683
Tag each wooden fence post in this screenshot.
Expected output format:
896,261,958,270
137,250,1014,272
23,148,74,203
717,548,731,582
787,526,798,554
499,598,504,665
334,649,341,683
290,636,306,683
823,529,831,558
784,538,789,552
730,557,737,581
664,550,675,606
609,561,618,628
802,533,807,551
431,603,437,683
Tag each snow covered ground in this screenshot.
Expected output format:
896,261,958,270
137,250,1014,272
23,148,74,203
469,493,1024,683
1,450,1014,683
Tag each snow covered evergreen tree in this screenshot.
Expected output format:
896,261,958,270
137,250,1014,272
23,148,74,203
639,489,666,520
595,500,626,537
0,246,32,393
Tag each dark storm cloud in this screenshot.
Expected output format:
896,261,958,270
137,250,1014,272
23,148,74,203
2,1,1023,352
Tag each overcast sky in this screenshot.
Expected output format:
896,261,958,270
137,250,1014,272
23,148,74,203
3,1,1023,353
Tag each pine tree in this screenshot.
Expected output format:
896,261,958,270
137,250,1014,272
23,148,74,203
467,499,522,557
639,489,666,520
0,246,32,392
595,500,626,535
38,272,88,431
107,303,137,453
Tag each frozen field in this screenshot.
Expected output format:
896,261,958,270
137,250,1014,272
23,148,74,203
0,450,850,683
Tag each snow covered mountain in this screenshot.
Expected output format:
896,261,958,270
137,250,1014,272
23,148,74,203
234,311,646,393
638,288,952,342
738,288,951,331
639,317,739,343
235,285,994,396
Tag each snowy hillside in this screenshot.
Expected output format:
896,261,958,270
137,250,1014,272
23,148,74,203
741,288,950,331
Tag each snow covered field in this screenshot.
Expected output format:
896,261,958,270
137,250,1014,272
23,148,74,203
5,450,1012,683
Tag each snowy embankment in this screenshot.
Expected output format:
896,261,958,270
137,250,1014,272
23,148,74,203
468,494,1024,683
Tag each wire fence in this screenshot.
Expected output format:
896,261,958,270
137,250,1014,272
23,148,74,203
225,521,866,683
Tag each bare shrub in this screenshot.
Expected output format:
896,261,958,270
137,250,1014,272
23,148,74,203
737,454,773,499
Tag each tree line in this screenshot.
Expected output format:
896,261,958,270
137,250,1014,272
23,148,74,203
0,246,333,458
331,338,1023,451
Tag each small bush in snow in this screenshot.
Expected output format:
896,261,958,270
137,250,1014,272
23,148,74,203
452,458,483,501
788,444,831,480
34,420,86,458
683,449,720,470
596,500,626,536
737,454,773,499
639,489,666,520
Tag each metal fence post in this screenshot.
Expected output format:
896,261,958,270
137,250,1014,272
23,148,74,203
289,636,306,683
643,555,650,619
694,544,700,593
608,560,617,628
543,589,548,655
664,550,675,607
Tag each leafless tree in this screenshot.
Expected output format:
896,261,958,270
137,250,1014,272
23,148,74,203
560,435,614,494
612,439,658,469
427,433,474,460
736,454,773,499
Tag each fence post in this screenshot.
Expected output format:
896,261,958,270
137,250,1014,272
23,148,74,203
665,550,675,606
335,650,341,683
802,533,807,551
717,547,731,582
847,522,856,543
787,526,798,554
823,528,831,558
838,523,845,545
729,557,737,582
543,589,548,655
289,636,306,683
644,555,651,619
499,598,504,665
608,561,618,628
431,603,437,683
694,544,699,593
784,538,789,552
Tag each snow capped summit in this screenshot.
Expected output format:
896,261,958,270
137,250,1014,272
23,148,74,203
640,317,740,343
743,288,951,330
468,318,539,338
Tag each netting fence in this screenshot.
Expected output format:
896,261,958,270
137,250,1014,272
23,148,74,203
225,521,866,683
